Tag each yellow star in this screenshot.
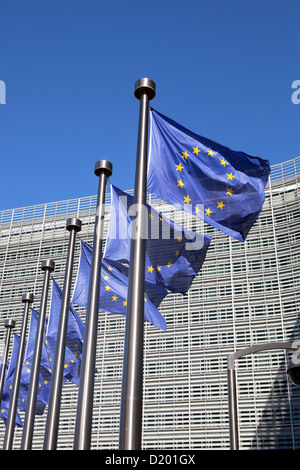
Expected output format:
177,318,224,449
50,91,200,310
193,146,201,155
157,266,161,271
108,266,113,271
149,213,154,220
64,364,68,369
205,208,212,217
195,205,200,214
176,162,183,172
220,158,226,166
175,249,180,256
123,300,127,306
177,237,182,242
144,297,147,302
147,265,154,273
217,201,225,210
183,195,191,204
227,172,235,181
208,149,214,157
226,187,233,196
177,179,185,188
181,151,189,160
105,285,110,291
112,295,118,301
103,275,109,281
166,261,172,268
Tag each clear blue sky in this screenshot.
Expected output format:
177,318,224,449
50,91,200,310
0,0,299,211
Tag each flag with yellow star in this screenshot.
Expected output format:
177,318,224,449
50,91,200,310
45,279,84,385
48,279,85,343
147,108,270,241
104,185,211,294
19,309,53,413
0,334,23,426
72,240,167,330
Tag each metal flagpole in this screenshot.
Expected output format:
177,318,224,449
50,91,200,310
73,160,112,450
21,259,55,450
3,294,33,450
119,78,156,450
43,218,81,450
227,365,239,450
0,319,16,410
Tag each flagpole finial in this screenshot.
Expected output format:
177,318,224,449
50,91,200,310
94,160,113,178
134,78,156,100
4,319,15,329
66,218,82,232
21,293,34,303
41,259,55,272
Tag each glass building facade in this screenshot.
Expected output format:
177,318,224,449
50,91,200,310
0,156,299,450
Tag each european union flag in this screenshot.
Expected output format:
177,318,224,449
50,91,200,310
104,185,211,294
0,334,23,426
72,240,167,330
20,309,52,413
147,108,271,241
46,279,84,385
0,397,23,427
47,279,84,343
0,393,23,427
21,310,52,385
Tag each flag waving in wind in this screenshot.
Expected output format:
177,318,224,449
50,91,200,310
104,185,211,294
147,108,270,241
72,240,167,330
46,279,85,385
0,334,23,426
20,309,52,414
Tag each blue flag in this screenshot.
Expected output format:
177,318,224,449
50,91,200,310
21,310,52,384
72,240,167,330
20,309,52,413
48,279,85,343
46,279,84,385
104,185,211,294
0,334,23,426
147,108,270,241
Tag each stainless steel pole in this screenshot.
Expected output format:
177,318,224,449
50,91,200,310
73,160,112,450
21,260,54,450
3,295,33,450
43,218,81,450
119,78,156,450
0,319,16,410
227,366,239,450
